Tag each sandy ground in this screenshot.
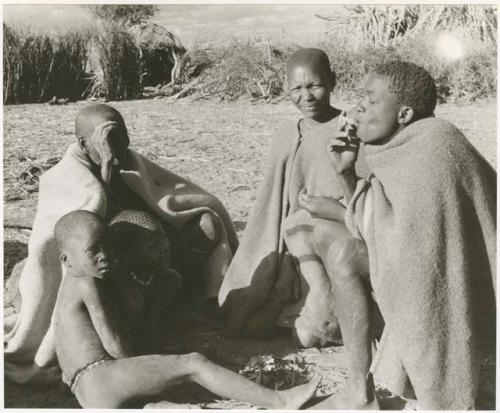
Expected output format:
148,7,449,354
3,97,497,409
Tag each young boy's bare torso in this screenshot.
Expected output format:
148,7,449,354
55,272,130,393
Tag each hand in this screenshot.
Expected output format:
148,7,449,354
298,190,346,221
89,120,119,184
274,253,301,303
327,131,360,175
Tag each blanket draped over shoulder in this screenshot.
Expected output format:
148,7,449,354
345,117,496,409
4,142,237,385
218,115,369,338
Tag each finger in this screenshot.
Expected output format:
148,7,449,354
331,131,349,140
101,160,113,184
92,121,118,143
329,137,349,146
298,193,313,212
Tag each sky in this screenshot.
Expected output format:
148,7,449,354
3,4,344,44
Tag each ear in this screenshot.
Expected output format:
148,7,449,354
60,253,71,269
397,106,414,125
77,137,88,153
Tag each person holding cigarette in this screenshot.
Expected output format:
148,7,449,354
301,61,496,409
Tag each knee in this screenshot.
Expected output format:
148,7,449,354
184,352,209,369
292,327,327,349
313,225,360,277
198,212,220,245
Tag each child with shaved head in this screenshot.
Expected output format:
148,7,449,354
219,48,369,348
5,103,238,385
53,210,318,409
301,61,496,409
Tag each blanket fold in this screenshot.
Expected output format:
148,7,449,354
4,142,237,384
345,117,496,409
218,115,369,338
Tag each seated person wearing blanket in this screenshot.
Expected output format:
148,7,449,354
53,210,318,409
300,62,496,409
5,104,238,385
218,48,369,347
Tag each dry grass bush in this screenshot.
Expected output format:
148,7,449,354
178,6,495,103
129,22,186,87
87,23,142,100
178,38,289,101
3,25,92,104
317,5,497,102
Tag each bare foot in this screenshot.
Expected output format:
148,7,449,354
308,389,380,410
277,377,320,409
143,400,198,409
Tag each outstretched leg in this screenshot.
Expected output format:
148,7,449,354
310,219,378,410
75,352,318,409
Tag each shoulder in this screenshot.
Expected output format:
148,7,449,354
268,119,300,157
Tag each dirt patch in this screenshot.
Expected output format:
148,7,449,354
3,98,496,408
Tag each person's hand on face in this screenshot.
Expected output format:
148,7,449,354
87,121,129,184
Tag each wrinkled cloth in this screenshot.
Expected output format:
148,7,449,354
280,209,341,342
4,142,237,385
218,115,369,338
345,117,496,409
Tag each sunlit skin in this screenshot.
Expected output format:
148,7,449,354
76,105,131,184
60,222,114,280
355,73,413,145
287,64,337,125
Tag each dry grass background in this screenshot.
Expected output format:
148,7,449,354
3,97,497,408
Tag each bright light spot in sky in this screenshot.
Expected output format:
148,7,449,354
436,32,464,61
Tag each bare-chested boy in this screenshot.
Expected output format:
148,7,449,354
218,48,369,348
53,210,318,409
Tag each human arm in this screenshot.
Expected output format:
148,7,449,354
80,279,133,359
326,112,361,203
298,191,347,222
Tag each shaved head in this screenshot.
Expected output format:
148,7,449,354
286,48,335,88
75,104,127,141
74,104,130,173
54,210,104,252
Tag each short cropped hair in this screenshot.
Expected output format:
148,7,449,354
109,210,169,256
374,61,437,120
286,48,336,90
54,210,102,252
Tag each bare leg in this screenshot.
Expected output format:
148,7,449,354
310,219,379,410
75,352,318,409
292,327,328,348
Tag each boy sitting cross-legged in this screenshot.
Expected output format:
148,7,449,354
53,210,319,409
